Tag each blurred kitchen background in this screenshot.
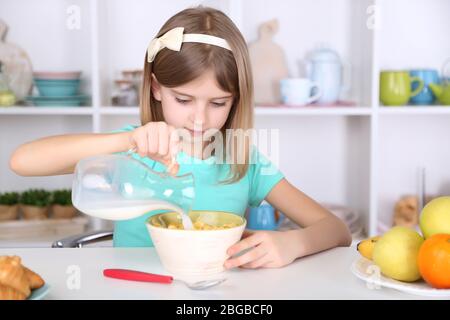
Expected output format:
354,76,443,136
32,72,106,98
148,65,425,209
0,0,449,248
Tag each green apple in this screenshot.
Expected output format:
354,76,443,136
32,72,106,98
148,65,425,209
373,226,424,282
420,196,450,239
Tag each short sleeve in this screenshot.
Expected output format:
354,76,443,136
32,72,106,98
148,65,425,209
108,124,139,134
248,146,285,207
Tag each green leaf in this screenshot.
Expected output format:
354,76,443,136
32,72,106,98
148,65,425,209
51,189,72,206
20,189,52,207
0,192,20,205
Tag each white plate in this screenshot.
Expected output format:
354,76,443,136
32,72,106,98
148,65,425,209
27,284,50,300
351,257,450,298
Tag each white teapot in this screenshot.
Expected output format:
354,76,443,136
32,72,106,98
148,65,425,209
304,46,351,104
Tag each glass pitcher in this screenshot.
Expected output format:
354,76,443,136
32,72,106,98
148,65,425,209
71,153,195,221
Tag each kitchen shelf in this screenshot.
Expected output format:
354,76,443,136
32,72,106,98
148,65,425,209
378,106,450,115
4,106,450,116
255,106,372,116
0,107,94,115
100,107,139,115
99,106,373,116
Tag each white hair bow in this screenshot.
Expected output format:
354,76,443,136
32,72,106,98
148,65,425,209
147,27,232,63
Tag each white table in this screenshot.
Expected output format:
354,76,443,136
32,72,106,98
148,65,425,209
0,247,441,300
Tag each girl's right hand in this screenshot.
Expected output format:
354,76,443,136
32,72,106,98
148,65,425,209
129,122,180,175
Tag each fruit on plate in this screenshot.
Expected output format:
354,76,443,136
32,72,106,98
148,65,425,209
417,234,450,289
420,196,450,239
357,236,381,260
372,226,424,282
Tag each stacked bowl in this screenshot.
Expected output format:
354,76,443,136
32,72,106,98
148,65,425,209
26,71,88,106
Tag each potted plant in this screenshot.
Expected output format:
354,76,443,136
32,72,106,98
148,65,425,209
20,189,51,220
51,189,77,219
0,192,20,221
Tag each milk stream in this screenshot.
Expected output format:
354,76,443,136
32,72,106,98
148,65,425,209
76,200,185,221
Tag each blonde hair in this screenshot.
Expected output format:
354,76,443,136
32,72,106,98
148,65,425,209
140,6,254,184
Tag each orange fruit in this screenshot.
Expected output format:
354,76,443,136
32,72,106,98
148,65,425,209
417,234,450,289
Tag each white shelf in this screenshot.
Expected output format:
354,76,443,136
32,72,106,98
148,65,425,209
99,106,372,116
0,107,94,115
100,107,139,115
378,106,450,115
4,106,450,116
255,106,372,116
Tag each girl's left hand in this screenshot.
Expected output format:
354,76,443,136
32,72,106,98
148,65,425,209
224,230,300,269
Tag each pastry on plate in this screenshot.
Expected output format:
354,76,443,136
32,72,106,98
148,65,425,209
0,255,45,300
23,266,45,290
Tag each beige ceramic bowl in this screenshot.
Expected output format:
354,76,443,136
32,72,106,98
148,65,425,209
146,210,246,282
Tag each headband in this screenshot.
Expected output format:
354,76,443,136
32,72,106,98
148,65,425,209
147,27,232,63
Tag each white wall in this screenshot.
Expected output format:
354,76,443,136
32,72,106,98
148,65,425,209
378,115,450,228
0,115,91,191
378,0,450,71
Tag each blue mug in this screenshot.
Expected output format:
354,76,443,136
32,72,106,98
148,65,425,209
409,69,440,105
247,204,284,231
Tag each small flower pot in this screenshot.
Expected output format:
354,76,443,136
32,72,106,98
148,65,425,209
0,204,19,221
21,205,49,220
52,204,77,219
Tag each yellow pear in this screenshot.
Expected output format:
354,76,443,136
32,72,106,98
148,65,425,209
372,226,424,282
420,196,450,239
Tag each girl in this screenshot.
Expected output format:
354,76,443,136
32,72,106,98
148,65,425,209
9,7,351,269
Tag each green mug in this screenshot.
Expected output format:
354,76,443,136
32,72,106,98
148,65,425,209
380,71,424,106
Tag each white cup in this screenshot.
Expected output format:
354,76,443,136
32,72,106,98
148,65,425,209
280,78,322,106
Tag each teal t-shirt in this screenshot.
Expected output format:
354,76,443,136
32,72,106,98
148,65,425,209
109,124,284,247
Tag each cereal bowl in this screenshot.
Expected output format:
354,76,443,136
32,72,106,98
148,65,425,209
146,210,246,282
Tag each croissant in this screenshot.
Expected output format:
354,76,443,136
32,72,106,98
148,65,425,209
0,256,45,300
0,256,31,298
24,267,45,290
0,283,27,300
